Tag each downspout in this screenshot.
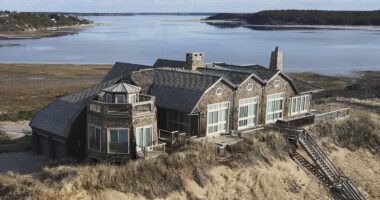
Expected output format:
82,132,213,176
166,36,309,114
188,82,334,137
261,84,267,125
231,89,236,135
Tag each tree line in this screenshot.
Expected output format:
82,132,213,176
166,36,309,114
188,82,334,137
0,11,92,32
206,10,380,26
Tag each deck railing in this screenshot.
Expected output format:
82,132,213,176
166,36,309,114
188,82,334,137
315,107,350,121
88,94,155,116
158,129,188,151
139,143,166,159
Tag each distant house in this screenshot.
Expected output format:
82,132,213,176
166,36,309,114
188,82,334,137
30,48,322,162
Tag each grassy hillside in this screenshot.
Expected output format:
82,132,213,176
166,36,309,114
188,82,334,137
0,11,92,32
206,10,380,26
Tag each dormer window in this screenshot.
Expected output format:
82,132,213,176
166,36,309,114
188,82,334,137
106,94,113,103
115,95,125,104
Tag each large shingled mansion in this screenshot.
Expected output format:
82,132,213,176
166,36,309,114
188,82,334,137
30,48,322,162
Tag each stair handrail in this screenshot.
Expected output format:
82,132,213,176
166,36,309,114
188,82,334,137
299,129,365,200
298,129,341,179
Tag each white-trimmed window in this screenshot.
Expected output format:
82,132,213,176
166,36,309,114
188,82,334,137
136,125,153,148
115,95,125,104
207,102,229,135
128,93,136,104
108,128,129,154
290,95,310,115
88,125,101,152
106,94,113,103
238,97,258,129
266,93,285,124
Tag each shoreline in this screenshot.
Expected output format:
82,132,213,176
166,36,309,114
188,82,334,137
0,23,98,40
201,19,380,30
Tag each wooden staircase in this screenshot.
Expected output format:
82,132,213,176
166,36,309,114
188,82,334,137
290,129,366,200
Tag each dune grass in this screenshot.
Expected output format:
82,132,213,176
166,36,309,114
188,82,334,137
310,110,380,154
0,131,287,200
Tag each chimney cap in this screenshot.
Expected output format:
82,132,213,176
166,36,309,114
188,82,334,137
186,52,204,56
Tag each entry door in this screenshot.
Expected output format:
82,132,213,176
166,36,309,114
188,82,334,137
136,126,153,151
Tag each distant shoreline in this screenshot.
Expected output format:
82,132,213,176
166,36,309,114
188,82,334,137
0,23,97,40
201,19,380,30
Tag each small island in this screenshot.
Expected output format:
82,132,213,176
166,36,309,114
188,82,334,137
0,11,93,39
205,10,380,29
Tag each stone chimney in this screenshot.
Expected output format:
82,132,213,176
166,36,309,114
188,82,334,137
269,47,283,71
186,52,204,70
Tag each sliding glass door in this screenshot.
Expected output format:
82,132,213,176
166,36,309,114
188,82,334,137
265,93,285,124
207,102,229,135
238,97,258,129
136,125,153,150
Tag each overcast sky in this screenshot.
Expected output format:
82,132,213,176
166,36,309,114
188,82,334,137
0,0,379,12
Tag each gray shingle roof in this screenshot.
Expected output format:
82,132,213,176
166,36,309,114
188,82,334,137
212,63,279,82
103,82,141,93
102,62,153,83
196,67,252,86
153,68,221,92
150,69,223,112
151,85,204,112
60,80,117,103
291,78,323,94
30,79,117,138
153,59,187,68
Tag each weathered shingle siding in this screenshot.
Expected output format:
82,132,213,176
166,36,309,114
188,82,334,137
87,108,158,162
192,81,235,137
232,77,263,131
260,74,296,124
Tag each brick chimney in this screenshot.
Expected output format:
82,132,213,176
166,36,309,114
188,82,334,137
269,47,283,71
186,52,204,70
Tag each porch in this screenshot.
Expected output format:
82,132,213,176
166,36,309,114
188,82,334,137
136,142,166,159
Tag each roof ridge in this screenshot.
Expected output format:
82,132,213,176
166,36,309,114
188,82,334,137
155,68,221,79
197,67,252,76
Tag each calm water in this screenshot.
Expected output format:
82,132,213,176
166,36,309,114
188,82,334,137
1,15,380,74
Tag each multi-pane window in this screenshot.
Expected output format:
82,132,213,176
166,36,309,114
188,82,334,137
167,110,190,132
136,126,152,148
115,95,125,104
128,93,136,104
88,125,101,152
207,102,229,135
238,97,258,129
290,95,310,115
265,93,285,124
106,94,113,103
108,129,129,153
